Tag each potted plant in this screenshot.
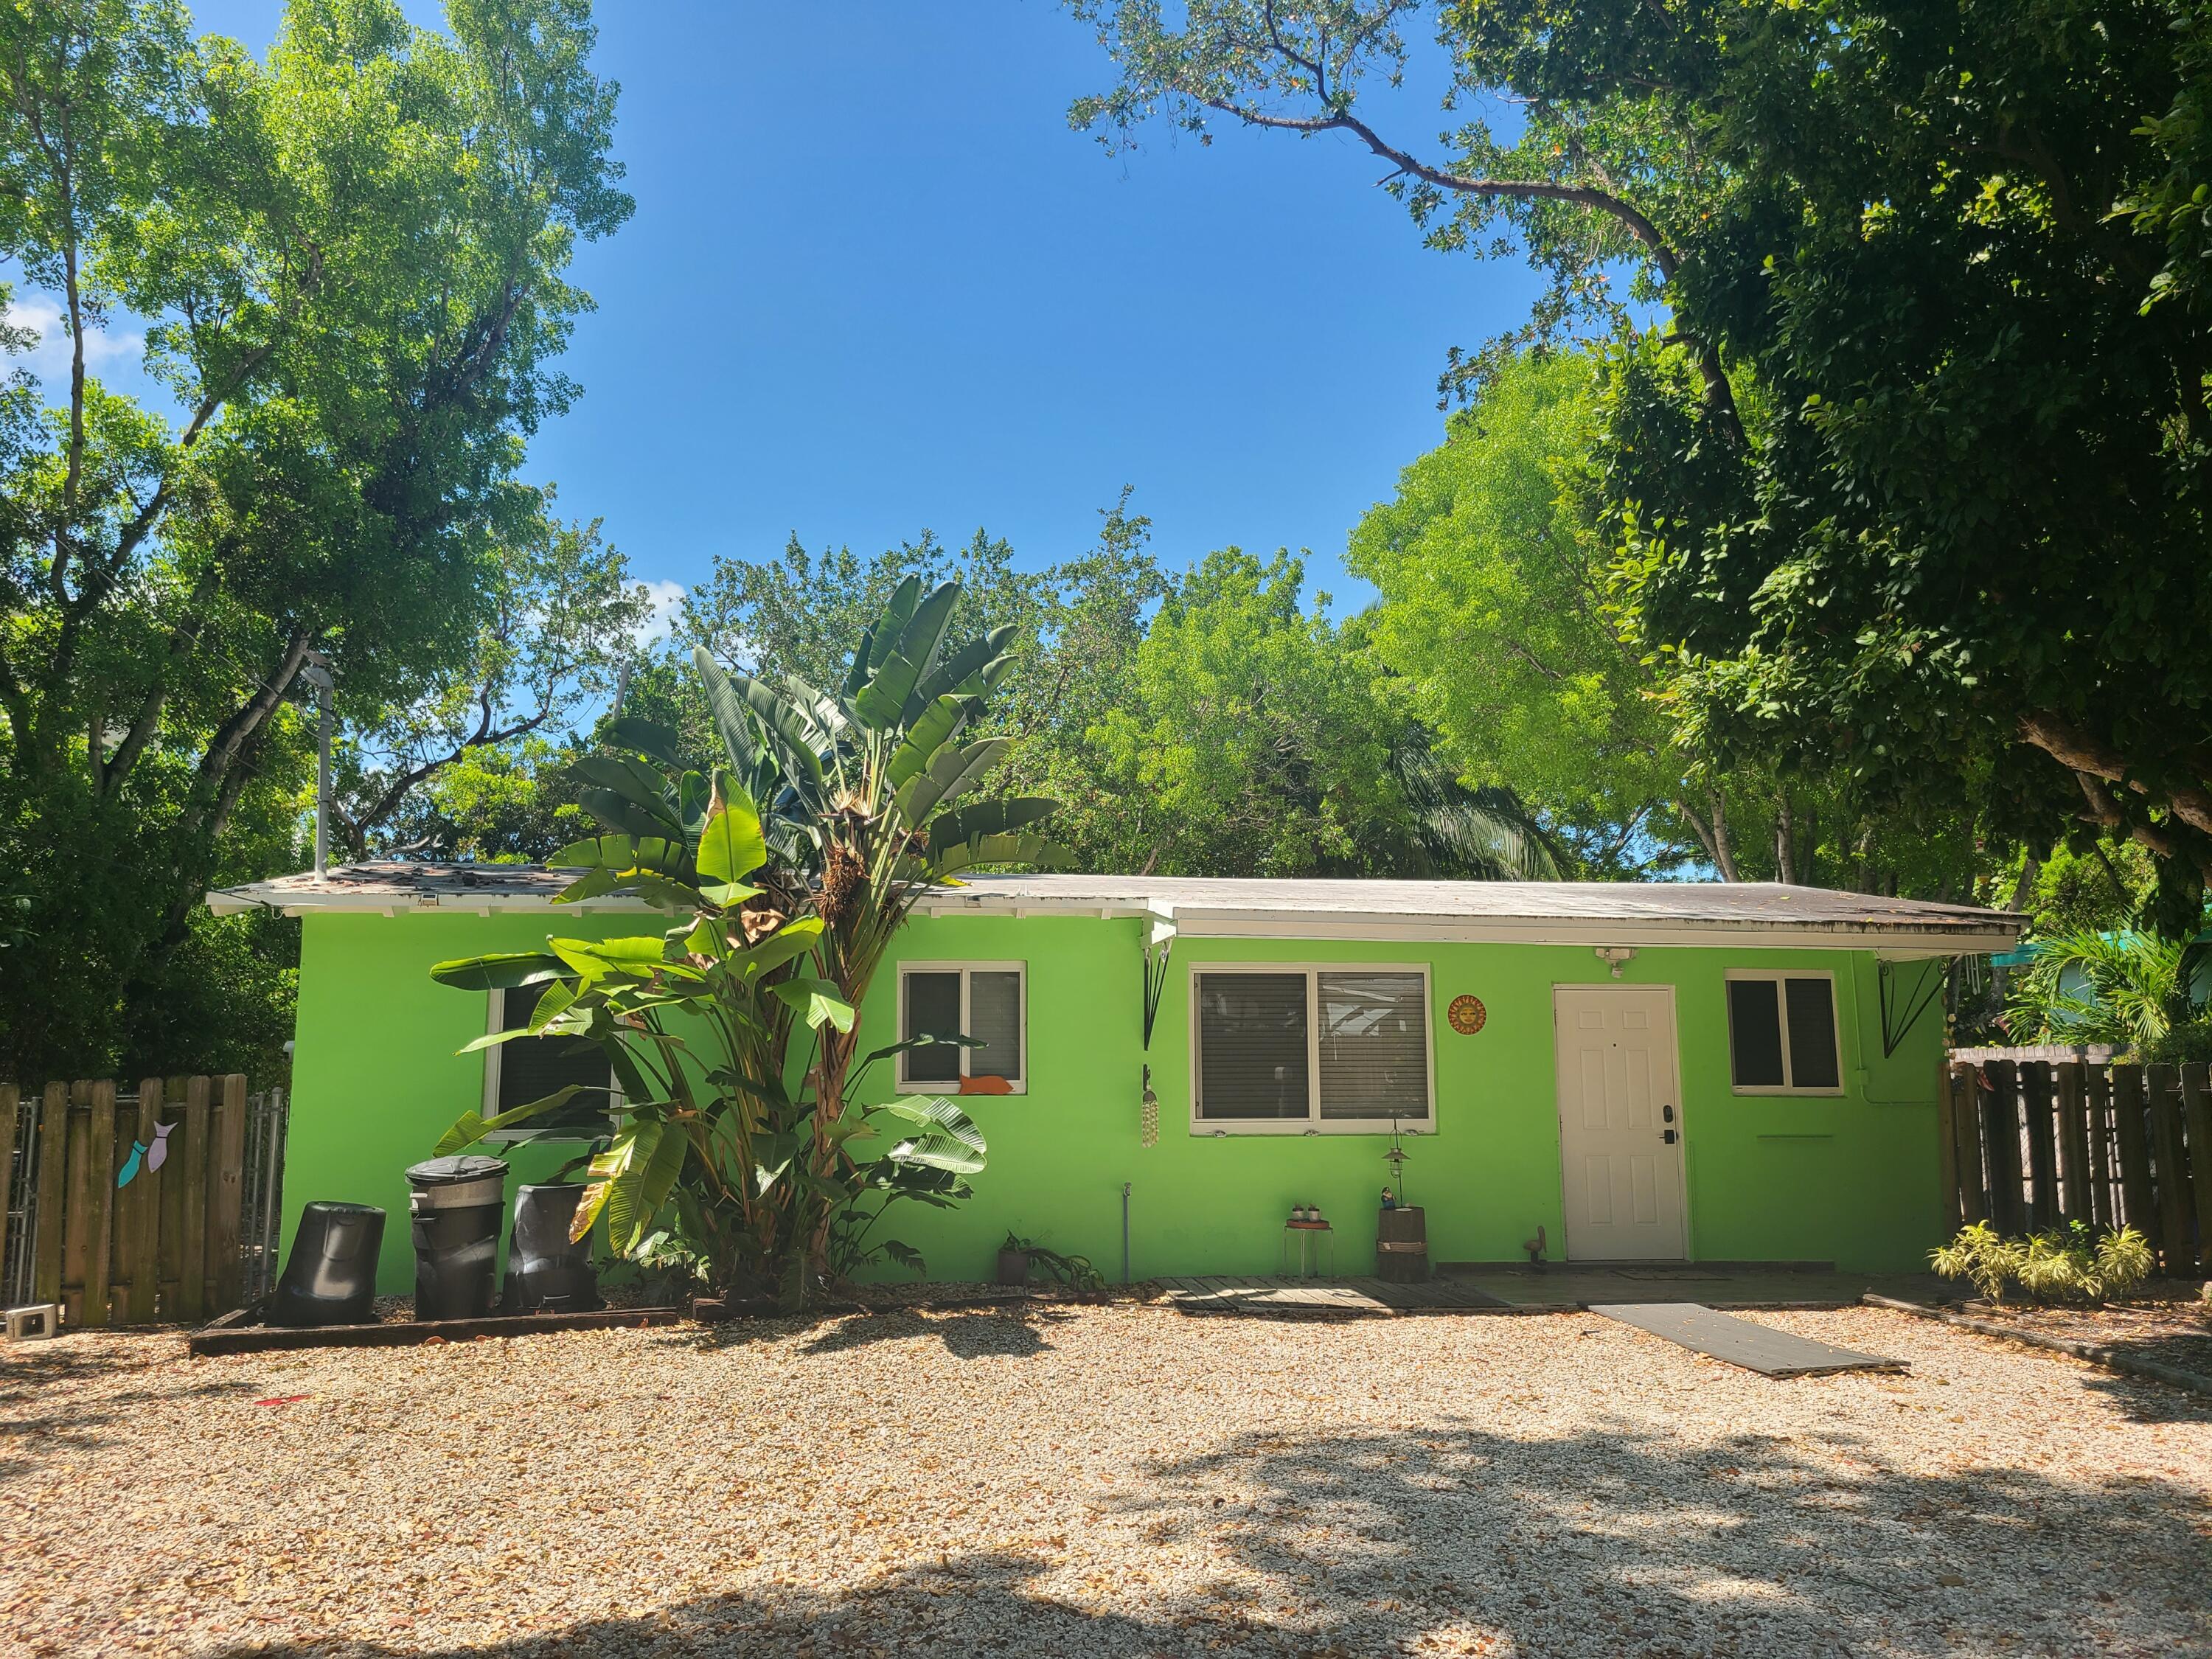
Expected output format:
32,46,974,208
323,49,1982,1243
997,1231,1032,1286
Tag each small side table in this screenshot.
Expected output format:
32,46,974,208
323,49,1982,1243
1281,1220,1335,1278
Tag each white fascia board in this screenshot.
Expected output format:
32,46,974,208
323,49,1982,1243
902,894,2012,958
1175,910,2014,958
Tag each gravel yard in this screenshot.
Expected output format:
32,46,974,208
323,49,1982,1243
4,1303,2209,1658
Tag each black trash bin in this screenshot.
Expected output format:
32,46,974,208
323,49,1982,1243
404,1155,509,1321
269,1202,386,1326
504,1183,602,1314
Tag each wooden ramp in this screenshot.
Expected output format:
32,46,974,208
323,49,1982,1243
1590,1302,1906,1377
1154,1276,1509,1318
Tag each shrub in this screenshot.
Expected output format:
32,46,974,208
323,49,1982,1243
1931,1220,2154,1304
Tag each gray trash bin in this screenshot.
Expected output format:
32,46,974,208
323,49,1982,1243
404,1155,509,1321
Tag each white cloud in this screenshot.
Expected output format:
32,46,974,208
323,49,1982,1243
5,298,144,383
633,578,686,647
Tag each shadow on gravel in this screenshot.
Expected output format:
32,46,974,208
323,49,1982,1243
797,1307,1065,1360
201,1415,2208,1658
0,1343,258,1479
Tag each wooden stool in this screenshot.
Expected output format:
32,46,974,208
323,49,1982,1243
1376,1206,1429,1282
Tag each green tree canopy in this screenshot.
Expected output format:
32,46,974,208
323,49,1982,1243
1068,0,2212,925
0,0,631,1077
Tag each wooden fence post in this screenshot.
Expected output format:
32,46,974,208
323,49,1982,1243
209,1074,247,1314
125,1077,163,1324
32,1082,67,1306
1936,1057,1962,1236
2110,1064,2159,1252
83,1081,116,1328
0,1085,15,1271
1950,1064,1987,1225
2145,1065,2196,1276
1983,1060,2025,1234
2022,1061,2059,1228
2085,1065,2115,1228
2181,1064,2212,1274
2055,1062,2092,1225
178,1077,210,1321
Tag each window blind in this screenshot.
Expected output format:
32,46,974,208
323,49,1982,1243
1196,973,1310,1120
1317,972,1428,1121
967,971,1023,1080
1727,978,1787,1088
902,972,962,1082
1783,977,1840,1089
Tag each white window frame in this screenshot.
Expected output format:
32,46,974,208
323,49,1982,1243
483,986,623,1141
1722,969,1845,1096
895,961,1028,1094
1188,962,1436,1135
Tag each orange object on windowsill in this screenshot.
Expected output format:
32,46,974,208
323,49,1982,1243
956,1075,1015,1096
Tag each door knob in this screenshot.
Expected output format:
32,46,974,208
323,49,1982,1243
1663,1129,1678,1145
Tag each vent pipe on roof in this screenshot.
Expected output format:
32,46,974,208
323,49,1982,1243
301,650,335,880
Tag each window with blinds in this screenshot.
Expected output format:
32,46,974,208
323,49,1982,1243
1318,972,1429,1120
1193,967,1433,1130
897,964,1026,1091
1725,971,1843,1093
484,984,617,1139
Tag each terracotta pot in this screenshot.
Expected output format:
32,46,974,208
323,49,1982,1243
995,1248,1031,1287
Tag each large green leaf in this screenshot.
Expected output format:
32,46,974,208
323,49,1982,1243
430,952,568,991
875,574,923,646
894,737,1007,825
886,695,967,789
635,1116,690,1222
625,872,712,911
547,833,684,874
549,934,670,983
877,1095,988,1175
697,647,824,791
729,915,824,979
928,796,1057,859
574,753,676,813
891,581,962,684
771,976,856,1032
842,625,876,697
431,1083,595,1156
603,715,686,771
910,625,1014,717
580,787,686,846
698,798,768,885
931,832,1055,880
852,648,921,730
782,674,849,748
594,1123,658,1253
677,770,712,838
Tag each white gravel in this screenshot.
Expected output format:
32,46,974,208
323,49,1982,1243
3,1303,2209,1658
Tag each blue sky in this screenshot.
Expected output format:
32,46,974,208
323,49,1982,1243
105,2,1543,618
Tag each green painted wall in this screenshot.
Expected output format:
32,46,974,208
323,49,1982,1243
284,908,1948,1294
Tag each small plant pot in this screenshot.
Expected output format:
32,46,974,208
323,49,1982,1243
995,1248,1032,1287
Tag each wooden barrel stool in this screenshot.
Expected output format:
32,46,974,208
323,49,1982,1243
1376,1206,1429,1283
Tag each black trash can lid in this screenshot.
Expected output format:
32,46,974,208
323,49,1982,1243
406,1154,510,1187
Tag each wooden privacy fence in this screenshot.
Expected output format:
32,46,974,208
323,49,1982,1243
0,1077,289,1326
1941,1060,2212,1276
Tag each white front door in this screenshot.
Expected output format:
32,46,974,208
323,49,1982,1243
1553,986,1686,1261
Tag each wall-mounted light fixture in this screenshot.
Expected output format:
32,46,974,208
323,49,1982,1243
1594,945,1638,979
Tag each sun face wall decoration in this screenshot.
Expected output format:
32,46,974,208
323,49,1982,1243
1447,994,1487,1036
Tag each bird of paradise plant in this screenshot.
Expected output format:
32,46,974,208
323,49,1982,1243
425,577,1056,1306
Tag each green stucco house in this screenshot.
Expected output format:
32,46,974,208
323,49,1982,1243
209,866,2020,1290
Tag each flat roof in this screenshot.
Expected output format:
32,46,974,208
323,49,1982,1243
207,864,2020,957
